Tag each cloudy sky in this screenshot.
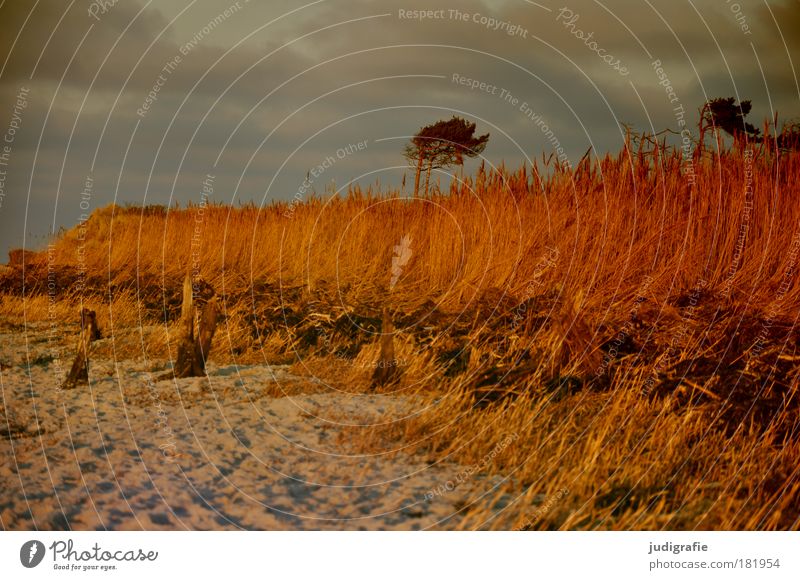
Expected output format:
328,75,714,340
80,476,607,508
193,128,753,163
0,0,798,255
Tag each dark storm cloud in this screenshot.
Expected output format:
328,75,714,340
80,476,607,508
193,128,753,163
0,0,798,255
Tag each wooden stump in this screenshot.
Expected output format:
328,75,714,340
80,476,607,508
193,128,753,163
62,308,100,389
169,275,220,379
192,296,220,376
372,305,400,388
173,276,196,378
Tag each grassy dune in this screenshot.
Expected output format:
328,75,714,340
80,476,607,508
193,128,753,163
3,139,800,529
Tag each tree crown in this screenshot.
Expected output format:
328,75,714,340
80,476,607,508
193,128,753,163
702,97,761,140
403,116,490,170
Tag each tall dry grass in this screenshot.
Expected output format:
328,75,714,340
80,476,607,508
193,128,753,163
38,140,800,317
4,137,800,529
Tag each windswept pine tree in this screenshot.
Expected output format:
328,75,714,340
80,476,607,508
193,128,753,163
403,116,489,196
699,97,761,149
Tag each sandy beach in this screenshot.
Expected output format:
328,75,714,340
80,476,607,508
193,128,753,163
0,322,501,530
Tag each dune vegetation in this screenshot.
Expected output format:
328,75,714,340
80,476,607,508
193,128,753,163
2,132,800,530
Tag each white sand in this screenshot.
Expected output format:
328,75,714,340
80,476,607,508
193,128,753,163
0,323,503,530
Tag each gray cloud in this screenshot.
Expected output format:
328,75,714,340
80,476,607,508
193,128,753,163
0,0,798,256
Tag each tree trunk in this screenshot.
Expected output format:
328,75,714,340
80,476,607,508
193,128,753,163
413,148,424,197
62,308,100,389
696,104,707,161
424,163,432,197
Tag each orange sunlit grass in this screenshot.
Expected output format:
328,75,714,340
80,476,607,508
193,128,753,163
4,136,800,529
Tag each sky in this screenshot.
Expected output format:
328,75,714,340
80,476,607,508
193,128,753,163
0,0,798,255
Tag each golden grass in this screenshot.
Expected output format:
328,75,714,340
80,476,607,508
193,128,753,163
3,139,800,529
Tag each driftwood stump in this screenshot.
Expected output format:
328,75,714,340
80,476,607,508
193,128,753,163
169,276,220,379
173,276,196,378
372,305,400,388
192,296,220,376
62,308,101,389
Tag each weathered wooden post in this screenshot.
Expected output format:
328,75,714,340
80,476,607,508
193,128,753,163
192,295,220,376
173,276,196,378
62,308,101,389
372,305,399,387
169,275,220,379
